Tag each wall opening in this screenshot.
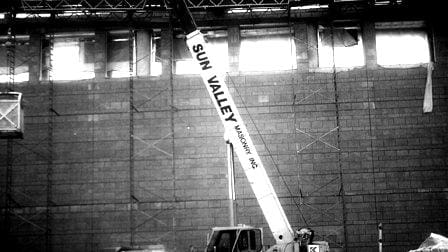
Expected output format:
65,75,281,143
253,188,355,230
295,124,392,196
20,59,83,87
0,35,30,83
239,27,296,72
317,25,365,69
174,30,228,75
107,30,136,78
42,32,95,81
375,23,430,67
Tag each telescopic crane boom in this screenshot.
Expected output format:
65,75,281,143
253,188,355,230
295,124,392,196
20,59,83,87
166,1,328,252
167,0,293,244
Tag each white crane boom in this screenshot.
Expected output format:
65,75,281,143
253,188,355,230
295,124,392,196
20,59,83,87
167,3,329,252
185,30,294,244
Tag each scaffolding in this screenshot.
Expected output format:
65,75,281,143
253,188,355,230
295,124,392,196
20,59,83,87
0,1,439,251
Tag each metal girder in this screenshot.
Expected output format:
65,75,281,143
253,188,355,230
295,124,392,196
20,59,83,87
1,0,432,14
185,0,290,8
20,0,151,12
15,0,296,13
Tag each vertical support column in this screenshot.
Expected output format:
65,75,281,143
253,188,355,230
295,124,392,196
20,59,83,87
161,27,173,78
228,26,240,72
362,20,381,249
46,32,55,252
164,20,177,251
128,28,136,247
307,23,319,69
159,23,177,250
4,140,12,237
136,30,151,76
431,21,448,64
28,33,41,83
6,13,15,90
41,35,50,81
4,16,15,243
94,31,107,80
294,22,308,72
294,22,318,72
362,21,377,69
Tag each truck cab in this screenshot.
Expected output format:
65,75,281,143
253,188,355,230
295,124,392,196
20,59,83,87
206,226,263,252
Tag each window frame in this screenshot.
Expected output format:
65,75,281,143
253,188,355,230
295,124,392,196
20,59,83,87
239,27,297,72
316,24,366,70
375,22,431,68
174,29,229,75
0,35,30,83
41,32,96,81
106,30,137,78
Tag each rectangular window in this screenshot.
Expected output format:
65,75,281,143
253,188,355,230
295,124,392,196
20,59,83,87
151,30,162,76
318,25,365,68
174,30,228,75
0,35,30,83
239,27,296,72
43,32,95,81
107,30,136,78
376,27,430,67
173,34,196,75
207,35,229,73
374,0,403,5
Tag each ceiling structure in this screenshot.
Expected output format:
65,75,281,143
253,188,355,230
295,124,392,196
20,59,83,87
0,0,443,31
5,0,324,12
0,0,422,13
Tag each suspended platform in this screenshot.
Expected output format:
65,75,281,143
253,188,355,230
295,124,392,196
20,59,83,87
0,92,24,139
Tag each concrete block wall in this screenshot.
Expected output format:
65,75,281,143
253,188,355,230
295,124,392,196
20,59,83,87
367,66,448,251
1,19,448,252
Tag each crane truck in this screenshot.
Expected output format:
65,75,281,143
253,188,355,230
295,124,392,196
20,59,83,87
166,1,329,252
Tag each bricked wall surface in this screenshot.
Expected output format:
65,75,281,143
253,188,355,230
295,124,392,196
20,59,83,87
1,23,448,252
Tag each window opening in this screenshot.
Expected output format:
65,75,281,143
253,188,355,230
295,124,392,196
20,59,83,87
376,28,430,67
42,32,95,81
107,30,136,78
206,230,237,252
239,27,296,72
237,230,261,252
151,30,162,76
174,30,228,75
0,35,30,83
375,0,403,6
317,25,365,68
218,232,233,252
